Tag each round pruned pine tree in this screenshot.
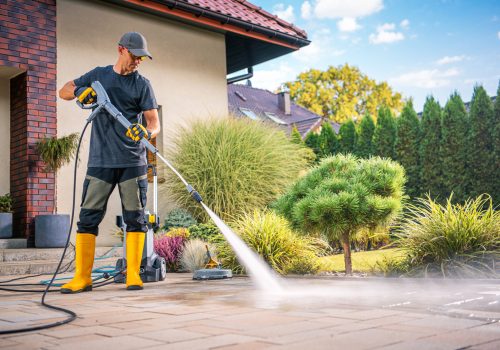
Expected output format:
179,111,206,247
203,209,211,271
272,154,405,275
468,85,495,199
441,92,469,203
356,113,375,158
373,106,397,160
420,96,442,199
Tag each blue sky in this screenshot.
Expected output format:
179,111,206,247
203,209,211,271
238,0,500,112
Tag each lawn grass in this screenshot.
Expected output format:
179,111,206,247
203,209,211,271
318,248,406,273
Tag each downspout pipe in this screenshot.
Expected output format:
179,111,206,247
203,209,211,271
227,67,253,85
151,0,310,47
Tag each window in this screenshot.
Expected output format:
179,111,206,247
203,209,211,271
264,112,287,125
239,107,261,121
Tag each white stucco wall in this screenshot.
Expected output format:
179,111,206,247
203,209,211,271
57,0,228,245
0,78,10,194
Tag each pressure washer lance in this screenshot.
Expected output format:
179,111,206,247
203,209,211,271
79,81,203,203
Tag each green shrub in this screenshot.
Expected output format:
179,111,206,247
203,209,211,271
163,208,197,230
215,210,321,275
165,227,190,238
397,194,500,277
0,193,13,213
188,223,220,241
161,117,308,222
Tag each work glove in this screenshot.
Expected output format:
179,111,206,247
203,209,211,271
126,123,151,143
74,86,97,105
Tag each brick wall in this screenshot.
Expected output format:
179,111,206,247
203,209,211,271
1,0,57,243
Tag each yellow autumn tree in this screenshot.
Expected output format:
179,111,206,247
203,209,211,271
286,64,403,124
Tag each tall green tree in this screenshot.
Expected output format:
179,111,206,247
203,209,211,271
304,132,321,160
290,124,303,145
441,92,469,203
493,83,500,203
319,121,339,157
286,64,403,123
339,119,357,154
395,101,421,198
356,113,375,158
468,85,495,198
420,96,442,198
373,106,397,160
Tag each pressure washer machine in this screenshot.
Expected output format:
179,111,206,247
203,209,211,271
113,164,167,284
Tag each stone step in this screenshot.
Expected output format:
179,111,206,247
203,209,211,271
0,246,123,262
0,257,120,276
0,239,27,249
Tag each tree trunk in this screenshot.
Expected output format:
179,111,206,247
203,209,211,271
342,232,352,275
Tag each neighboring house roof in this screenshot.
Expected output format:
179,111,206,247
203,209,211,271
228,83,340,138
108,0,310,73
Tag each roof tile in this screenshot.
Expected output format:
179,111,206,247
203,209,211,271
185,0,307,38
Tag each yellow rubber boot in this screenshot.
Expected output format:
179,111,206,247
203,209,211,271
60,233,95,294
126,232,145,290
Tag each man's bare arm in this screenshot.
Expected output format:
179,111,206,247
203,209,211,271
143,109,161,139
59,80,77,100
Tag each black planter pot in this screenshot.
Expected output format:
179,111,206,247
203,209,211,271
35,214,70,248
0,213,13,238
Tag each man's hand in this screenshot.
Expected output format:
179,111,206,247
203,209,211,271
74,86,97,105
126,123,151,143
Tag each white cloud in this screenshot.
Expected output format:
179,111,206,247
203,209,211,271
252,63,297,91
292,28,345,63
312,0,383,19
400,19,410,29
390,68,460,89
273,4,295,23
337,17,361,32
301,1,312,20
498,31,500,40
369,23,404,44
436,55,467,65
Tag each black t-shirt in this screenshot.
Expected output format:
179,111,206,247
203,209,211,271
74,65,158,168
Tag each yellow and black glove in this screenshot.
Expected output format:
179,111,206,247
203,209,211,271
74,86,97,105
126,123,151,143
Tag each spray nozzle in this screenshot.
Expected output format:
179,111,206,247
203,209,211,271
186,185,203,203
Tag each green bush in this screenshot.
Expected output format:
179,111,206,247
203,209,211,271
163,208,197,230
188,223,220,241
0,193,12,213
215,210,322,275
161,117,308,222
397,194,500,277
36,133,79,172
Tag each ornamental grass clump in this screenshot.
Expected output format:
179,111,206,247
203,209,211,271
180,239,216,272
153,235,186,271
162,117,309,222
215,210,323,275
273,154,405,275
397,194,500,278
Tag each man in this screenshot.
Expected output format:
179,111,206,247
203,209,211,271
58,32,160,292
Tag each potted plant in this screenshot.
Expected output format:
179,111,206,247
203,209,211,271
0,193,13,239
34,133,79,248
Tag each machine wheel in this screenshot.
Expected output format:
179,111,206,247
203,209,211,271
153,257,167,281
114,258,126,283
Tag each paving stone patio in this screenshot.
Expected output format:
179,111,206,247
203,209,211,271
0,273,499,349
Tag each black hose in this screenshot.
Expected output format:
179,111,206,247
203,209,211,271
0,120,91,335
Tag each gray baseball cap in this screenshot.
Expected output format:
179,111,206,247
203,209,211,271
118,32,152,59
